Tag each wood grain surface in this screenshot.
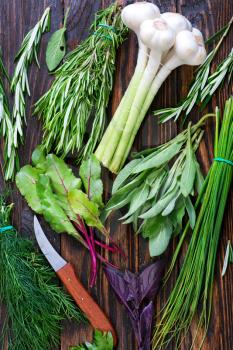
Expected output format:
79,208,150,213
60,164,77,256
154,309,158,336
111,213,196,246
0,0,232,349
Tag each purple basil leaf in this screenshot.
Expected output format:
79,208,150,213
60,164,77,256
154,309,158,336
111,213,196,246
104,267,134,317
139,302,154,350
139,260,165,303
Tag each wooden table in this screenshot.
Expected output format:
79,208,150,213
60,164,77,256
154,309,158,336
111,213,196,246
0,0,232,349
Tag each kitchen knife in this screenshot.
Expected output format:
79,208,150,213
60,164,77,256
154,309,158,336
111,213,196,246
33,215,116,344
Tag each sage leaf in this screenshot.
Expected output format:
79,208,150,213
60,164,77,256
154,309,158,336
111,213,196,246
16,165,43,214
37,175,78,236
162,192,180,216
46,154,82,196
140,186,180,219
149,218,172,256
112,158,141,194
132,142,183,173
79,155,103,208
184,196,196,229
142,216,166,239
121,184,150,220
46,7,69,72
195,161,205,194
180,128,196,197
68,189,106,234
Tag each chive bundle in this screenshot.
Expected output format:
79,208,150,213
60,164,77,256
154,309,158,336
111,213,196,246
152,97,233,349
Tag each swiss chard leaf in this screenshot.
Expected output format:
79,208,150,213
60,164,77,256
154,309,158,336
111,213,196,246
37,175,78,237
46,154,82,196
79,155,103,208
16,165,43,214
68,189,106,234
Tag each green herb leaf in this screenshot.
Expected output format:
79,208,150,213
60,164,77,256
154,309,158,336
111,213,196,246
68,189,106,234
184,196,196,229
180,128,196,197
31,145,47,170
149,217,172,256
46,27,66,71
132,142,183,173
79,155,103,208
112,158,141,194
121,183,150,220
37,175,78,236
16,165,43,213
195,161,205,194
222,240,233,277
70,330,113,350
46,154,82,196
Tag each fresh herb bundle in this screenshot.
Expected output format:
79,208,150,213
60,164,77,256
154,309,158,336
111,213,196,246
70,330,113,350
3,7,51,180
154,16,233,123
105,262,165,350
0,197,85,350
35,2,127,161
104,118,207,256
16,148,121,286
152,97,233,349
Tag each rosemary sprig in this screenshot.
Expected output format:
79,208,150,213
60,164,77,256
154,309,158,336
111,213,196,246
4,7,50,180
34,2,127,161
0,51,17,179
154,16,233,123
0,196,85,350
152,97,233,349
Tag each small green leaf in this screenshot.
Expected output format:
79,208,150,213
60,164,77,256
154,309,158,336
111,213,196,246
70,330,113,350
132,142,183,173
142,215,165,239
180,128,196,197
112,158,141,194
16,165,43,213
46,27,66,71
149,217,173,256
68,189,106,234
222,240,233,277
121,183,149,220
195,161,205,194
79,155,103,208
184,196,196,229
31,145,47,170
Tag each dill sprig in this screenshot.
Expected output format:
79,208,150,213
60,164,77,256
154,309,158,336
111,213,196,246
3,7,50,181
154,16,233,123
0,197,86,350
152,97,233,349
34,2,127,161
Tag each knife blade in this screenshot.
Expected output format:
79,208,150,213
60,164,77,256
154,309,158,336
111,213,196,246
34,216,116,344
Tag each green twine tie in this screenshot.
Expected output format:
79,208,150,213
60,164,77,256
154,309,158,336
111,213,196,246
0,225,14,233
214,157,233,166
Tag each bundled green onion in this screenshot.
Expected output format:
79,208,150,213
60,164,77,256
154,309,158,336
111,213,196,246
152,97,233,349
35,2,127,161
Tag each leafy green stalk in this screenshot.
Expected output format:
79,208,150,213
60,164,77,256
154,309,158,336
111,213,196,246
4,7,51,180
0,197,85,350
104,118,208,257
154,16,233,123
35,3,127,161
152,97,233,349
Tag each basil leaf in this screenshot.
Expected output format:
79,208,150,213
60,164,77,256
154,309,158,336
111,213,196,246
149,218,172,256
79,154,103,208
16,165,43,214
46,27,66,71
132,142,183,173
184,196,196,229
142,215,165,239
46,154,82,196
180,128,196,197
68,189,105,234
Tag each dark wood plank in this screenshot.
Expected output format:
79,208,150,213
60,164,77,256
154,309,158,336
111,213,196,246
0,1,232,349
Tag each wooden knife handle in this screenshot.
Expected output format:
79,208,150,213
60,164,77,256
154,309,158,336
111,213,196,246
57,263,117,345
